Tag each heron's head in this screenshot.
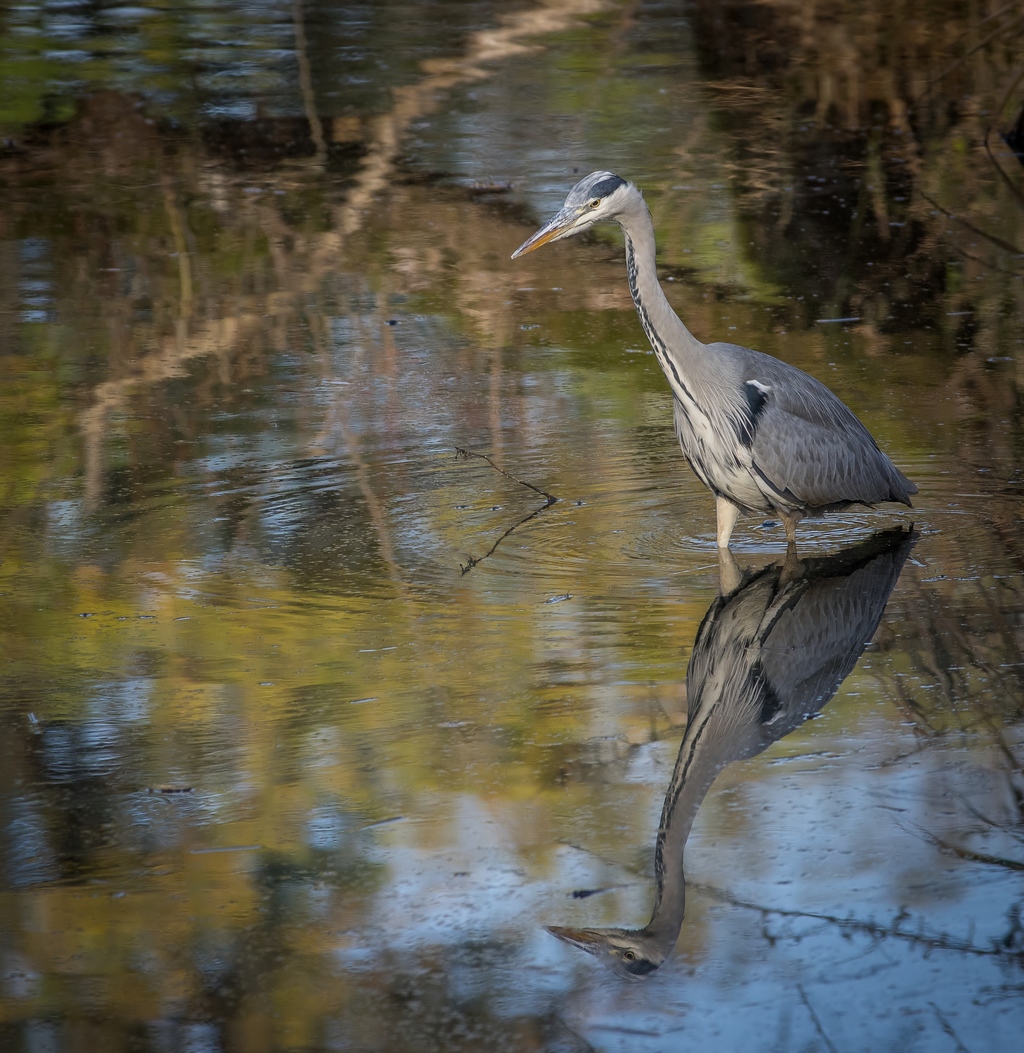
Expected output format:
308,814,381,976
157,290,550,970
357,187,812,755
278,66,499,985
511,171,636,258
547,924,668,980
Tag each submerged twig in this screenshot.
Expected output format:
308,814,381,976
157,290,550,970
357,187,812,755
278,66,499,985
944,1,1024,52
930,1002,973,1053
922,11,1024,97
455,447,557,503
920,189,1024,257
982,60,1024,212
908,822,1024,872
955,794,1024,846
946,239,1024,279
797,985,839,1053
455,447,558,574
691,882,1024,963
458,503,554,575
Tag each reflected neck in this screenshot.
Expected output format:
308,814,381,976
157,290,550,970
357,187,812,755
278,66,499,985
643,701,738,948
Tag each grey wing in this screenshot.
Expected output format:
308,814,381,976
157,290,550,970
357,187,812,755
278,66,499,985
685,572,790,758
757,530,914,733
684,530,912,773
710,343,916,508
670,571,820,850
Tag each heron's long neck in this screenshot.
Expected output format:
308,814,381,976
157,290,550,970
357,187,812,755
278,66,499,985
618,204,705,380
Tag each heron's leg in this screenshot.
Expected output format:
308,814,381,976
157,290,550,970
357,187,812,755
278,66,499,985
780,545,804,583
780,509,804,547
779,510,804,582
715,496,740,550
717,547,742,596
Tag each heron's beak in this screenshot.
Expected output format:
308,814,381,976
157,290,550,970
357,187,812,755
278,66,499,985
511,208,577,259
546,925,611,955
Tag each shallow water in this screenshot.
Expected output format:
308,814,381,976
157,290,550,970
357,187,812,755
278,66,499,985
2,2,1023,1051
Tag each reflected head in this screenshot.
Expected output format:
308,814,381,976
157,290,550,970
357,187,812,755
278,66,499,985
547,924,667,980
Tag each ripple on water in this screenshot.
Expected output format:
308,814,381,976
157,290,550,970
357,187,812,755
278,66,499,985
140,422,998,607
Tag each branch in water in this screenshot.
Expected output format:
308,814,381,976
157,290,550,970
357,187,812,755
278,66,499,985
930,1002,973,1053
692,881,1024,963
455,447,558,574
906,822,1024,872
797,985,839,1053
552,840,1024,963
455,447,557,503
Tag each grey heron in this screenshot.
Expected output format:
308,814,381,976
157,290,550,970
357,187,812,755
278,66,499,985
548,527,915,978
512,172,916,550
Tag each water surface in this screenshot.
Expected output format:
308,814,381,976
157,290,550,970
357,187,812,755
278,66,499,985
1,2,1023,1050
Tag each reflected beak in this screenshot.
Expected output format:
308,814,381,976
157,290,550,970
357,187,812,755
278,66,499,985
511,208,577,259
546,925,609,955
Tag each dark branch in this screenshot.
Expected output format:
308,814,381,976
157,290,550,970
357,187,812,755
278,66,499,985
798,985,839,1053
455,447,558,574
930,1003,973,1053
455,447,557,503
908,822,1024,872
458,502,552,575
692,881,1024,963
920,189,1024,258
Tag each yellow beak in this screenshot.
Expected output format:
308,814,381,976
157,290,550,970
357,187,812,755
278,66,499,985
511,208,576,259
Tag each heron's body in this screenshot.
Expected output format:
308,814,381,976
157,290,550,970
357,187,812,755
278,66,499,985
512,172,916,549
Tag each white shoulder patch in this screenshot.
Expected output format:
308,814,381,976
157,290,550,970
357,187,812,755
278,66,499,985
746,379,771,395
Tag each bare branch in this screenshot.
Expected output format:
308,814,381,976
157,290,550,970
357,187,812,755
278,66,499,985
910,824,1024,872
692,882,1024,964
919,189,1024,257
455,447,558,574
922,12,1024,96
798,985,839,1053
455,447,558,504
930,1002,973,1053
459,502,554,575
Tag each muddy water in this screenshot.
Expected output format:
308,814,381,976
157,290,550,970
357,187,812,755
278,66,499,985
1,2,1023,1051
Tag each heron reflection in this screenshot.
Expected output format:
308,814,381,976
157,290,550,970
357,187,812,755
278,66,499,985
549,528,914,978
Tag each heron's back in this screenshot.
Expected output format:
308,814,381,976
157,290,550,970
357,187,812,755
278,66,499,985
673,341,915,514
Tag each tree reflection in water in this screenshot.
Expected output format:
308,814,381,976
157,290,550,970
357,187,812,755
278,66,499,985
550,529,915,978
2,0,1024,1046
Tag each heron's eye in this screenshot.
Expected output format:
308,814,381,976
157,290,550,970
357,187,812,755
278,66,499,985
588,199,600,208
623,950,637,961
